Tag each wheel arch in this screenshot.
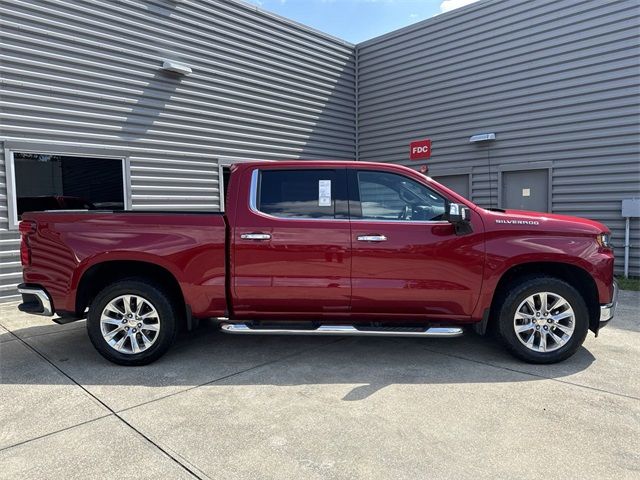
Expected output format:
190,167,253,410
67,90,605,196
75,260,191,329
486,262,600,335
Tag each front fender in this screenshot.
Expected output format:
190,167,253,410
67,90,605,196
472,233,614,319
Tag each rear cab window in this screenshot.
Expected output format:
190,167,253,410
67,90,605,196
255,169,348,219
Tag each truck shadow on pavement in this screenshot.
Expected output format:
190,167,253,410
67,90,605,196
1,318,597,402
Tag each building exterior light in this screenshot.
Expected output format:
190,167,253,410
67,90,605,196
469,133,496,142
161,59,192,76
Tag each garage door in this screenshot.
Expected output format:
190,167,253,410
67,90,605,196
501,169,549,212
433,174,470,199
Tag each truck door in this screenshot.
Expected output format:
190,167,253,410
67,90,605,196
348,169,484,321
231,167,351,320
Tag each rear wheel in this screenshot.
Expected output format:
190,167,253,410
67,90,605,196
87,279,177,365
496,276,589,364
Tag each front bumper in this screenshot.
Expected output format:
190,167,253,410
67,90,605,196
598,280,618,328
17,283,53,316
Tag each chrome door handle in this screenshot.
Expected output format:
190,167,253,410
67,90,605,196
240,233,271,240
357,235,387,242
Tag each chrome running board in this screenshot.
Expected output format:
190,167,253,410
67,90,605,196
220,323,463,338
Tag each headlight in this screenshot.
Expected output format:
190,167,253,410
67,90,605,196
596,233,612,249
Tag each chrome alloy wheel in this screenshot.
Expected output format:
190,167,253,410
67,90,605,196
513,292,575,353
100,295,161,354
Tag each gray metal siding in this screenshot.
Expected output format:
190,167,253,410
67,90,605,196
0,0,356,296
0,232,21,303
0,146,21,302
357,0,640,275
1,0,637,305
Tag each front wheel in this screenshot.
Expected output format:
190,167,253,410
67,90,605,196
87,279,177,366
496,276,589,364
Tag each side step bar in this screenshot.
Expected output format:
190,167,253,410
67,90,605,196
220,323,463,338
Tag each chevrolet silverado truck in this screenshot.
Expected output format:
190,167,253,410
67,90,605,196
18,161,617,365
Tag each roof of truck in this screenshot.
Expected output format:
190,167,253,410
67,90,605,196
231,160,422,172
236,160,403,167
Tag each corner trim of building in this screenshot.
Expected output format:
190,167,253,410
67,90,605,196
355,45,360,161
3,146,18,230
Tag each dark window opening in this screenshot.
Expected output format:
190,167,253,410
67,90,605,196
258,170,337,219
357,171,446,221
222,165,232,209
14,153,125,218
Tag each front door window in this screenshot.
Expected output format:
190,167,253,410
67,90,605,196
357,171,446,221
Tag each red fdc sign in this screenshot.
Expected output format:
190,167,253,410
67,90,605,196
409,139,431,160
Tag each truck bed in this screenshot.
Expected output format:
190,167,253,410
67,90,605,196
21,210,227,318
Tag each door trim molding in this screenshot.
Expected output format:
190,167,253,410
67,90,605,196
429,167,472,177
217,157,271,212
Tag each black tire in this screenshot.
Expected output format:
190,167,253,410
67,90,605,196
496,276,589,364
87,278,177,366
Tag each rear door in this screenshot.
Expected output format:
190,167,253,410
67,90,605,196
232,166,351,319
349,168,484,321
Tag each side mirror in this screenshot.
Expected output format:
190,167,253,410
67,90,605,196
447,203,473,235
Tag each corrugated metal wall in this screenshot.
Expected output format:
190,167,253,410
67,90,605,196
0,146,22,301
0,0,356,299
357,0,640,275
1,0,638,302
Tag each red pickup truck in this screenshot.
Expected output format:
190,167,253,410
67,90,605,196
18,161,617,366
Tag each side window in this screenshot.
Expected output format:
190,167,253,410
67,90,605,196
357,171,446,221
258,170,337,219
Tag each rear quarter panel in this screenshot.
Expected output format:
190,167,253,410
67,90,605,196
22,212,227,317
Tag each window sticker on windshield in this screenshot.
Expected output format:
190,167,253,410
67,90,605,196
318,180,331,206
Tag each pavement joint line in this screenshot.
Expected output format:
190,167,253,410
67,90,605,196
5,318,637,466
2,330,345,475
0,324,86,342
411,341,640,402
116,337,348,415
0,414,113,454
5,329,209,480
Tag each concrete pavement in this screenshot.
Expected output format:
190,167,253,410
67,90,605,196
1,291,639,479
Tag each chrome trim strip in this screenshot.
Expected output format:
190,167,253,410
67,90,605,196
247,167,449,225
17,286,53,316
350,219,450,224
249,168,259,212
220,323,463,338
599,281,618,323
